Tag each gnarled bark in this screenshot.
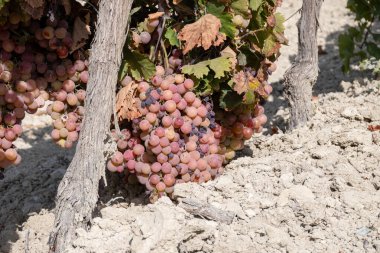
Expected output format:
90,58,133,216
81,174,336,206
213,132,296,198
49,0,134,252
283,0,323,130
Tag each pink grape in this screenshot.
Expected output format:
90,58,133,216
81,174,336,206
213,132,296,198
184,92,196,104
149,174,160,185
139,119,151,131
133,144,145,156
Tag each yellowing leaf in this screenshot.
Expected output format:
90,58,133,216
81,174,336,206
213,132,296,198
232,70,259,95
181,57,232,79
209,56,231,78
221,46,237,68
274,13,285,33
178,14,226,54
181,61,210,79
116,82,142,121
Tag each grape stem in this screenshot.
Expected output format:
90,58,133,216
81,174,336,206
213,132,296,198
160,39,169,70
154,16,167,57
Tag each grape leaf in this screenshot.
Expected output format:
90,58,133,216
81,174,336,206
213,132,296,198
274,13,285,33
116,81,142,121
178,14,226,54
262,34,280,57
219,87,242,110
165,27,180,47
209,57,232,78
250,0,262,11
25,0,44,8
181,57,232,79
244,90,256,104
338,33,354,72
207,3,237,39
181,61,210,79
119,49,156,81
71,14,91,52
231,0,250,17
366,42,380,59
221,46,237,68
0,0,9,10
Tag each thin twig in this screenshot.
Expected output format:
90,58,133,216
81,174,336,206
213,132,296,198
239,28,265,40
360,16,375,49
161,39,169,70
285,7,302,22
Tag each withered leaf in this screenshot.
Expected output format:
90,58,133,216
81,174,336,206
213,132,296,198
232,71,248,95
148,12,164,20
20,2,45,19
61,0,71,15
221,46,237,68
71,14,91,52
116,82,142,121
178,14,226,54
25,0,44,8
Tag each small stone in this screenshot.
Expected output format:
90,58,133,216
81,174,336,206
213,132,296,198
340,107,362,120
356,227,371,237
280,173,294,188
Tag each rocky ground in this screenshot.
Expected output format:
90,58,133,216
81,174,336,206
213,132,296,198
1,0,380,253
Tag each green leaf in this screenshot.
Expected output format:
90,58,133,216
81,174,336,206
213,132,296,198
164,27,180,47
338,33,355,72
231,0,250,17
0,0,10,11
119,49,156,81
243,90,256,104
249,0,262,11
366,42,380,59
372,33,380,42
219,87,242,110
209,57,231,78
181,61,210,79
207,3,238,38
181,57,232,79
262,34,278,56
274,13,285,33
194,78,214,96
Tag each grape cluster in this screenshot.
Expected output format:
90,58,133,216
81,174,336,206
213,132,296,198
215,104,269,161
0,12,88,170
108,68,225,198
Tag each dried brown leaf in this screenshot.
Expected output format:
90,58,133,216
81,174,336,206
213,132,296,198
61,0,71,15
20,2,44,19
148,12,164,20
221,46,237,68
71,14,91,52
116,82,142,121
178,14,226,54
25,0,44,8
232,71,248,95
173,0,183,4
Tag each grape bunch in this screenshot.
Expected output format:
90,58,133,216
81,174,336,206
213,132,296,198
108,68,226,198
214,104,269,161
0,10,89,171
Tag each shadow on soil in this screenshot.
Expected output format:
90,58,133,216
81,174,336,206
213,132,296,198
263,25,373,133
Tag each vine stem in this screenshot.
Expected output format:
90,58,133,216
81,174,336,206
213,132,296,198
161,39,169,70
239,28,265,40
360,16,375,49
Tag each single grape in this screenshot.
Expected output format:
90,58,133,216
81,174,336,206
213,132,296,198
140,32,151,44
